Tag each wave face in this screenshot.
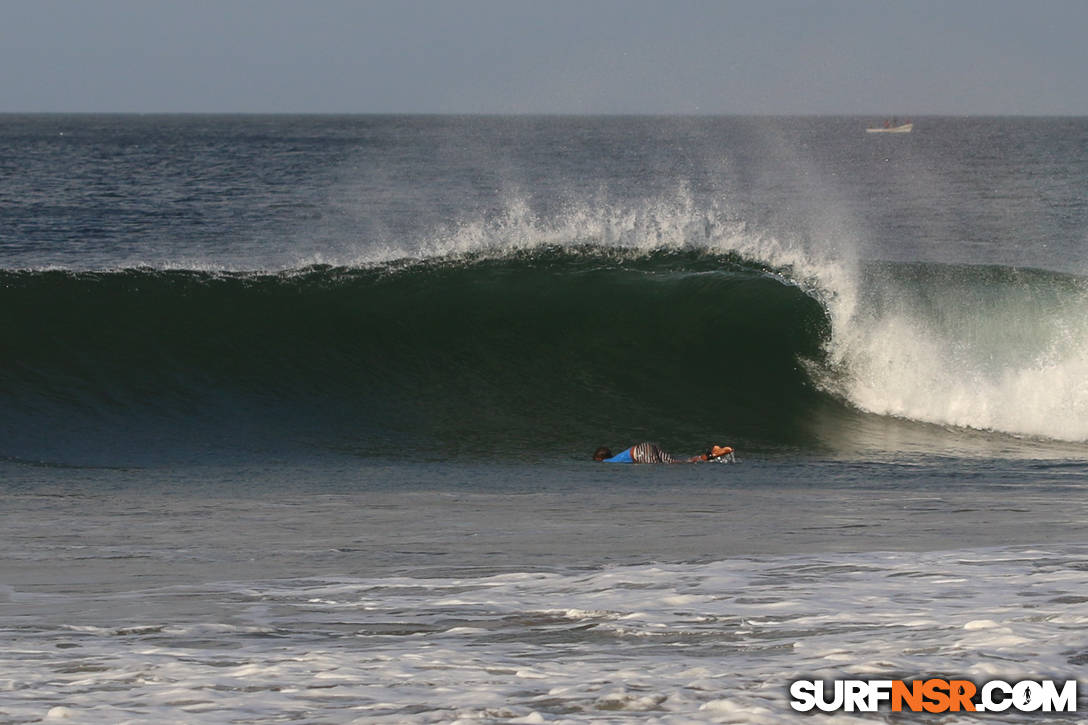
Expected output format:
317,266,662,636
0,249,829,465
5,245,1088,466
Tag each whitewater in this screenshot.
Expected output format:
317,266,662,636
1,115,1087,722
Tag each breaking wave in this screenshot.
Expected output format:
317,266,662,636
4,198,1088,465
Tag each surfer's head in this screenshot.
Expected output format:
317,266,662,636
593,447,612,462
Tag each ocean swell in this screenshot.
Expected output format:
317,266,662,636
4,239,1088,466
0,249,828,465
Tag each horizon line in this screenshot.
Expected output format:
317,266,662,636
2,111,1087,118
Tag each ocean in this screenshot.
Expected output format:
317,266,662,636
1,115,1086,723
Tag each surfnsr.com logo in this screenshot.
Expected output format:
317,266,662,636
789,679,1078,713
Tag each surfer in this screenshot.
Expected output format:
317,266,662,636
593,442,733,463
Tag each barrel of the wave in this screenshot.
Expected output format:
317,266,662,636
0,255,824,464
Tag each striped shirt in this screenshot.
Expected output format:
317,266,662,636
628,442,677,464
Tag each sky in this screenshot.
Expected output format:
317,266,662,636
2,0,1087,115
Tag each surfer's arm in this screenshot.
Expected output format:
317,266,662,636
683,446,734,463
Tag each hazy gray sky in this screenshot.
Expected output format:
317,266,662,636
3,0,1086,114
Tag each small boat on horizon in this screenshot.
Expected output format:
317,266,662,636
867,119,913,133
